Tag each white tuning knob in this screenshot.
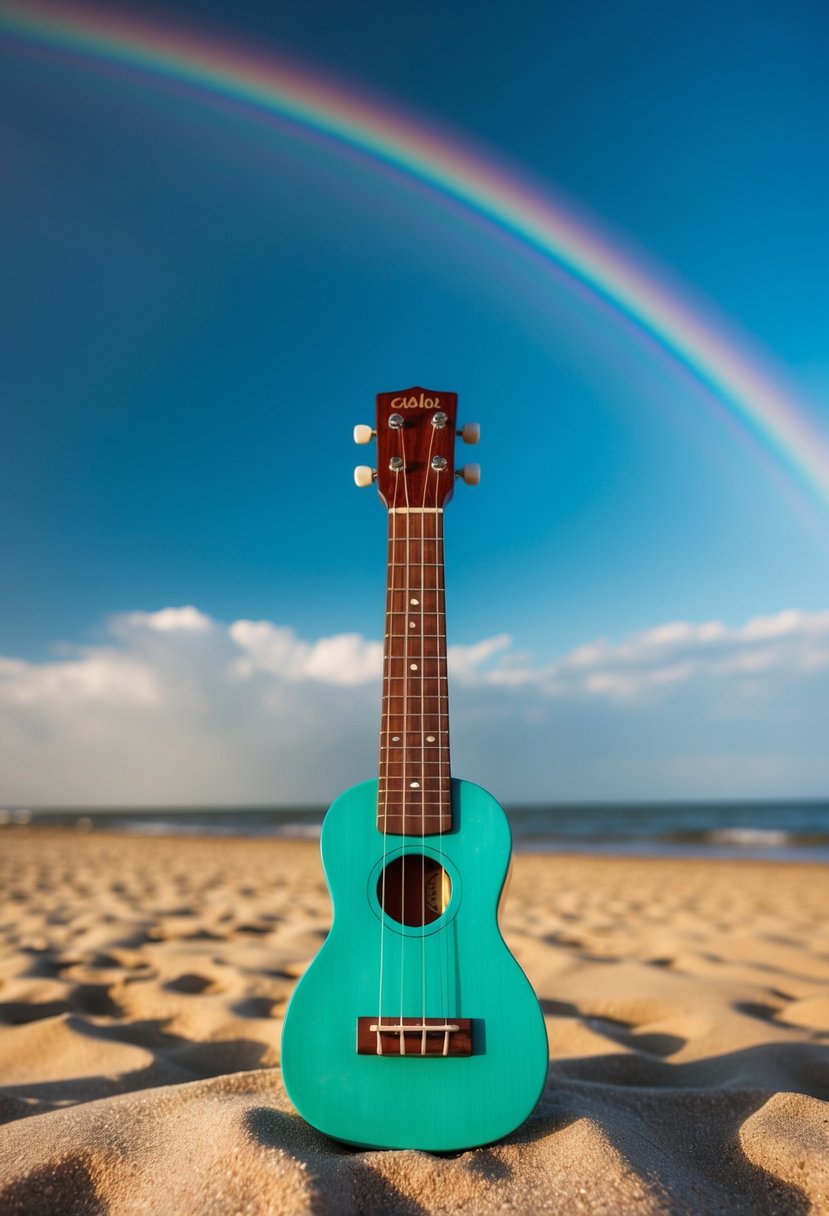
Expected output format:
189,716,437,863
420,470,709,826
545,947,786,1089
458,422,480,445
353,424,374,445
354,465,376,488
458,463,481,486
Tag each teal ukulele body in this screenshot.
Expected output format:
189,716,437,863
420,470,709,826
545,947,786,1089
281,777,548,1151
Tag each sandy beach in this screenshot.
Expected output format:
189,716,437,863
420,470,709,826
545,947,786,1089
0,830,827,1214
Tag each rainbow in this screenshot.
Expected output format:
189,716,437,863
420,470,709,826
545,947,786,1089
3,0,829,512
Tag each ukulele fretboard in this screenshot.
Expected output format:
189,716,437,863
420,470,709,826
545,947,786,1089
378,509,452,835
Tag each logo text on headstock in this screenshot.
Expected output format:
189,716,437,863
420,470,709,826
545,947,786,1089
391,393,441,410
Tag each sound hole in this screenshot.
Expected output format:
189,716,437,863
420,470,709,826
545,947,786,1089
377,856,452,927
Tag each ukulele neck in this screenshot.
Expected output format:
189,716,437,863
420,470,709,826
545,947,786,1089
377,507,452,836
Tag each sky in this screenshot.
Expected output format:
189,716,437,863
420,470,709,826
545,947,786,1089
1,0,828,806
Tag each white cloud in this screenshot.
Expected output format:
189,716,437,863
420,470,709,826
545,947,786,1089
121,605,214,634
1,606,828,804
229,620,383,685
492,608,829,701
446,633,512,682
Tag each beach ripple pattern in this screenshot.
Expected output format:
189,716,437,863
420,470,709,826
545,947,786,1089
1,833,828,1213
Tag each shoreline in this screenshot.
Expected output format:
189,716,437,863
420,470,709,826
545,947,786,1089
3,823,829,864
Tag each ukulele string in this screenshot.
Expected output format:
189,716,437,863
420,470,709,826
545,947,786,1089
419,422,437,1053
376,452,402,1049
434,465,448,1030
399,423,412,1052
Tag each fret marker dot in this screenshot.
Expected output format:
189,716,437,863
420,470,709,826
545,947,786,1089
410,663,418,670
410,781,420,789
392,736,400,742
410,598,419,606
426,735,435,743
409,621,416,628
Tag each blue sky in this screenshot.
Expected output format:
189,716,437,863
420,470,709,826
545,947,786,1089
1,0,828,804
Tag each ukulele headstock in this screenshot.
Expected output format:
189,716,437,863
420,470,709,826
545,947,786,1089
354,386,480,509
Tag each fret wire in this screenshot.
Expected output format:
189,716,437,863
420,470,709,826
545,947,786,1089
379,764,449,771
383,695,445,700
377,793,453,798
385,615,445,619
383,678,448,683
379,755,451,761
381,701,446,704
380,777,452,782
379,771,452,777
383,659,447,664
380,767,452,774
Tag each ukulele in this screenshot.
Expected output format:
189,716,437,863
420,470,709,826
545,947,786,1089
281,387,548,1150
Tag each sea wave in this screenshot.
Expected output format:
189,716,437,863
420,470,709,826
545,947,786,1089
707,827,793,847
117,819,322,840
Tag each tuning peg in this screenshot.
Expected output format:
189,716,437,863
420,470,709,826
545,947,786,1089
354,466,376,488
353,424,375,445
457,464,481,486
458,422,480,445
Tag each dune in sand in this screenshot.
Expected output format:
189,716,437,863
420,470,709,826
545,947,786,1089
0,831,828,1214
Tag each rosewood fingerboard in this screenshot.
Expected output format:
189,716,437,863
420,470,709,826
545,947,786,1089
378,508,452,835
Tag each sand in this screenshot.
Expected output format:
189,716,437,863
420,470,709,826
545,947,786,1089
0,831,827,1215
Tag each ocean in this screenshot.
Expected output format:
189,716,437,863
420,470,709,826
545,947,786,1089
2,800,828,861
